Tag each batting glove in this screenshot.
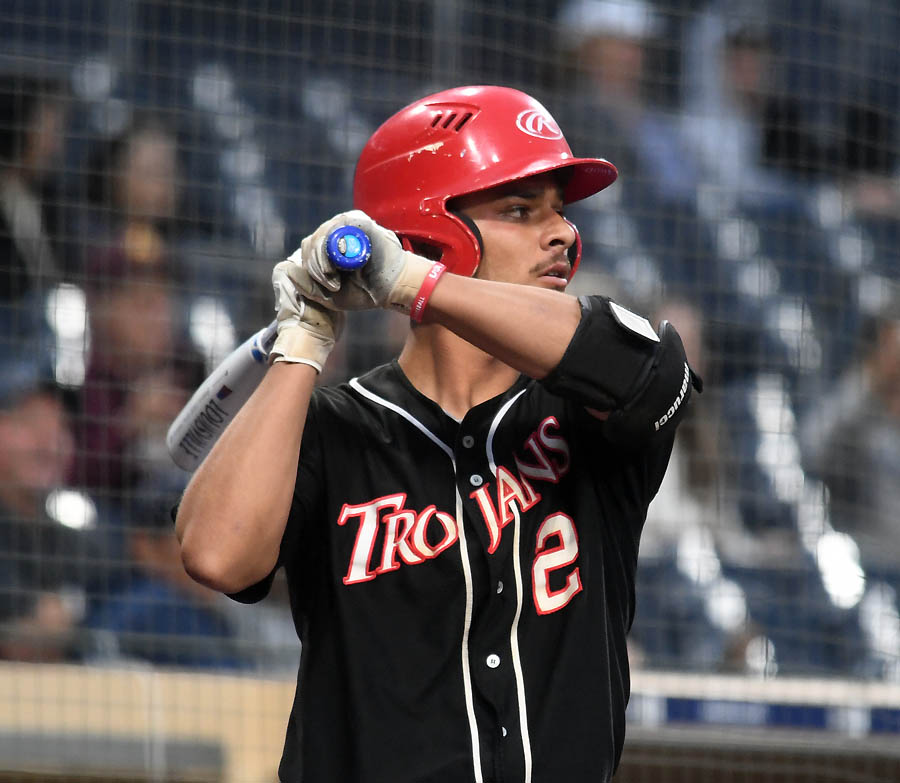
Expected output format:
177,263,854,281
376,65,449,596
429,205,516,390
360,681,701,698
270,260,345,372
287,210,437,314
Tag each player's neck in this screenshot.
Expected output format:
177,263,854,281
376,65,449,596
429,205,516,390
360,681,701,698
397,323,520,421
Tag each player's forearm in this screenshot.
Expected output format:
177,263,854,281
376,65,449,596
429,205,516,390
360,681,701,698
176,362,316,593
422,274,582,379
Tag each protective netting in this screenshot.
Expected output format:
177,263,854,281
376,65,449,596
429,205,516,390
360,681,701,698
1,1,898,781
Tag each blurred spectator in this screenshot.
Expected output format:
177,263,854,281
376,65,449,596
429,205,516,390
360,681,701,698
558,0,661,106
77,107,247,376
0,71,70,312
71,226,203,495
0,346,104,662
768,0,900,210
631,299,756,670
81,112,182,252
799,289,900,578
70,112,250,658
680,4,820,202
556,0,698,203
677,6,855,389
632,299,856,676
85,474,249,670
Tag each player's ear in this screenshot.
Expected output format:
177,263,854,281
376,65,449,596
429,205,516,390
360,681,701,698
564,218,581,272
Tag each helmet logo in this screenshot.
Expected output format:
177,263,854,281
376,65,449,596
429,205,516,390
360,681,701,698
515,109,563,140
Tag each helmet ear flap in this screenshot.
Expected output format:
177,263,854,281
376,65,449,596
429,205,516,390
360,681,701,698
447,210,484,277
565,218,583,279
396,212,483,275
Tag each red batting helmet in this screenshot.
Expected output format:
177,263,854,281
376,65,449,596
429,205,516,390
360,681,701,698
353,85,618,278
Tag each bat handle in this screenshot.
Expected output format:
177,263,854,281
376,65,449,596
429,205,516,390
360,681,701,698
326,226,372,270
251,320,278,362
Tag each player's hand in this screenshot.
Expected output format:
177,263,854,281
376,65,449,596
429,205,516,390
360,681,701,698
287,210,436,314
270,261,345,372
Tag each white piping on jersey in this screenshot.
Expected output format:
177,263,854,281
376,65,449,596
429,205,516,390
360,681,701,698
509,504,533,783
486,389,527,474
485,388,533,783
454,488,483,783
349,378,454,460
348,377,484,783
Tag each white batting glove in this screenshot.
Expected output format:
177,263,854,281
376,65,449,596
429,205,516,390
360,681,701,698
270,261,344,372
287,210,437,314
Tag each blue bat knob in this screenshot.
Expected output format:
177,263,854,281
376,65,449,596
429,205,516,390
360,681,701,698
326,226,372,270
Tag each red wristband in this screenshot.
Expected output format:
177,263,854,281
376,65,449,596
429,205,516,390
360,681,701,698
410,262,447,323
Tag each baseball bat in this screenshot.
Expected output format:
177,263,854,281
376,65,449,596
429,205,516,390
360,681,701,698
166,226,371,471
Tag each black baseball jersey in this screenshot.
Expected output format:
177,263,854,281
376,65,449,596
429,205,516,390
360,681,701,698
234,295,677,783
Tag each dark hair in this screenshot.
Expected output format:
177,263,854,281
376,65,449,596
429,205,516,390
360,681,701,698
84,111,178,209
841,104,897,177
0,74,65,164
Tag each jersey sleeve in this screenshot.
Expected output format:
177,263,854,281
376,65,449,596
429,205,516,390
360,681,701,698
226,391,326,604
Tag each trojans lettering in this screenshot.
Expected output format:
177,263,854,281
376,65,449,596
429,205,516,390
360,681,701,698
471,416,570,553
338,493,458,585
338,417,580,613
513,415,570,484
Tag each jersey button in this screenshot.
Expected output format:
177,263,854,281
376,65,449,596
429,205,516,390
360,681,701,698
501,726,508,738
462,435,475,448
469,474,483,487
486,653,501,669
496,581,504,594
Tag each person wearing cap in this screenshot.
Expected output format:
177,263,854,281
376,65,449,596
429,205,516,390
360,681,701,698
176,85,700,782
555,0,700,204
557,0,663,105
70,226,203,495
0,71,69,307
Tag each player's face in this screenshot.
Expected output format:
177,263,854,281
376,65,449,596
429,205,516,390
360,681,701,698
453,173,575,290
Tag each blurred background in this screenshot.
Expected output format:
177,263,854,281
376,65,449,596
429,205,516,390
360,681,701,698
0,0,898,780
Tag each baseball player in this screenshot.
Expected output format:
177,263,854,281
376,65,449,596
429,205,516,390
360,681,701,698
176,85,701,782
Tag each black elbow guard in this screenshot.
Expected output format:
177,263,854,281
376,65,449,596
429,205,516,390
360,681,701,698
542,297,703,448
602,319,703,447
